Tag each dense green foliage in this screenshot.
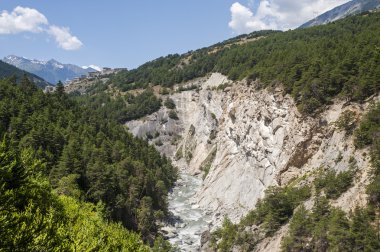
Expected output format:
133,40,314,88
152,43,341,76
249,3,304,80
355,102,380,149
314,167,356,199
0,137,149,251
110,30,276,90
334,110,357,135
282,197,380,252
0,140,66,251
164,98,176,109
60,196,150,251
211,185,311,251
123,89,162,121
0,61,50,87
75,88,162,123
0,77,177,247
240,186,311,235
111,12,380,113
355,102,380,211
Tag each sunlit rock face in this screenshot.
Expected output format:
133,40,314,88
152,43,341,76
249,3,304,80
127,73,307,224
126,73,372,251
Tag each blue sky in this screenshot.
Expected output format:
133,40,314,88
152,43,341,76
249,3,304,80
0,0,349,69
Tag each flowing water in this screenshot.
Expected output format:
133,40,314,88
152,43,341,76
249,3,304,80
163,173,211,251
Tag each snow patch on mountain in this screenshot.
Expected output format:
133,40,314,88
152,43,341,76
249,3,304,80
3,55,96,84
82,65,102,71
300,0,380,28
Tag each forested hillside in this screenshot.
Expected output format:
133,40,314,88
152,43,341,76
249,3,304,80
3,8,380,251
111,11,380,114
0,60,50,88
74,87,162,123
0,77,177,250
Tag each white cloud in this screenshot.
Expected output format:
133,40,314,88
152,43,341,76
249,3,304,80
229,0,351,34
0,6,82,50
0,6,48,34
48,26,83,51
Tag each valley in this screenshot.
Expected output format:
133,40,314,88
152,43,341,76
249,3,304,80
1,1,380,251
61,10,380,250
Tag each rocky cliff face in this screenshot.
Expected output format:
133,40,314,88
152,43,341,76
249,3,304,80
126,73,373,251
196,78,310,226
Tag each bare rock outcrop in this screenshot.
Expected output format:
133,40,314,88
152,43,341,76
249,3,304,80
125,73,373,251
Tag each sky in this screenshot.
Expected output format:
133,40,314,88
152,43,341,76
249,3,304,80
0,0,350,69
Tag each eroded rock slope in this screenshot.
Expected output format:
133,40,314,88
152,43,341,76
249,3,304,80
126,73,372,250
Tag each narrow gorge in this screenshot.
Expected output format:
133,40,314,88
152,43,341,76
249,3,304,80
125,73,373,251
2,2,380,252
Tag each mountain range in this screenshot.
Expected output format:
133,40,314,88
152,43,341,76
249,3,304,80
300,0,380,28
3,55,99,84
0,60,50,88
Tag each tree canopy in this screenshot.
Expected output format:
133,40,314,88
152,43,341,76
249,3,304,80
0,77,177,248
111,12,380,114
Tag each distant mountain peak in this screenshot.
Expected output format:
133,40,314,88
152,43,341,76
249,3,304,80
82,65,102,72
5,55,21,61
46,59,64,69
3,55,97,84
300,0,380,28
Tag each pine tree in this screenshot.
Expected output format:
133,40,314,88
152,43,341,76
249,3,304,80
350,207,380,251
327,208,353,251
282,205,312,252
20,74,38,94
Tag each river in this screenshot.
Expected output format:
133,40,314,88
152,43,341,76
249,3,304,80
162,173,211,251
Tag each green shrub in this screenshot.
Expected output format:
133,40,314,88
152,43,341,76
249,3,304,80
335,110,357,135
210,218,238,252
282,198,380,252
168,110,179,120
178,84,198,92
281,205,312,252
212,185,311,251
211,113,216,120
314,168,355,199
164,98,176,109
241,185,311,234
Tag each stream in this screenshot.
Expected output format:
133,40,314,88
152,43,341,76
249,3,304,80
162,173,212,251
